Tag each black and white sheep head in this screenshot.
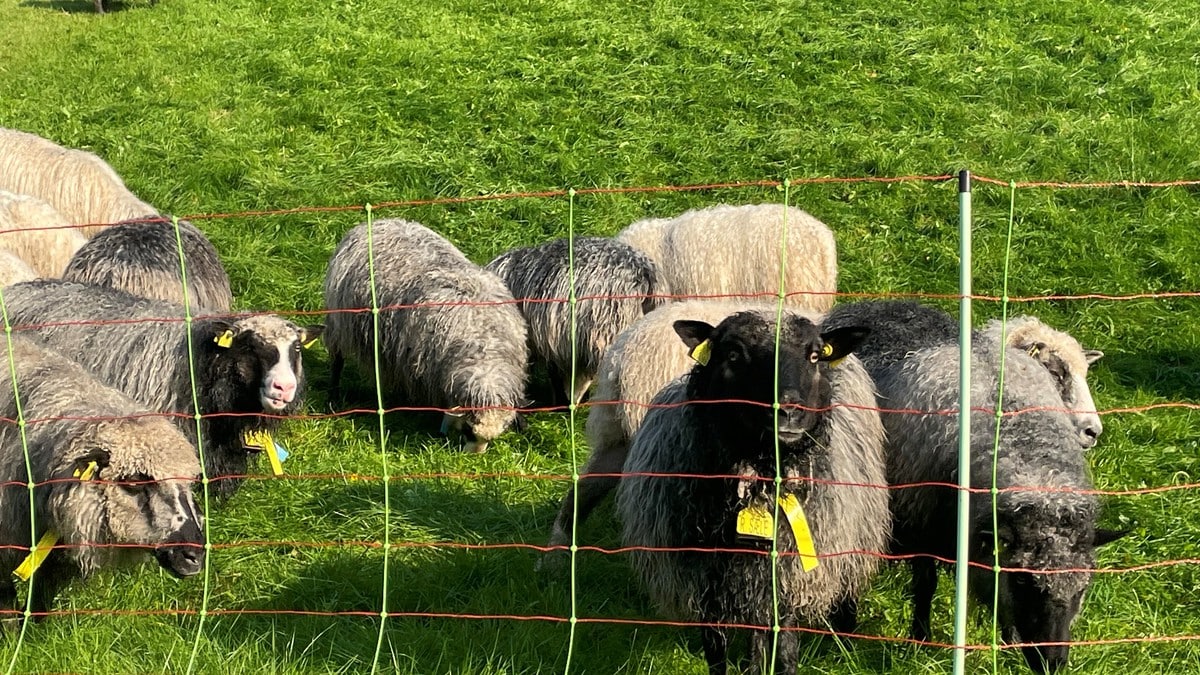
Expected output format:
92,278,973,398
997,317,1105,450
973,499,1125,674
673,312,868,447
202,316,324,415
48,416,205,580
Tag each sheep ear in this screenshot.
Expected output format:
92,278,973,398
1084,349,1104,365
1094,528,1128,547
299,325,324,349
818,326,869,362
202,320,238,349
673,320,714,350
1021,341,1049,360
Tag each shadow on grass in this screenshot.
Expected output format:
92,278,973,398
17,0,146,12
1101,350,1200,403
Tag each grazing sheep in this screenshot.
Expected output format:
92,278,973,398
0,128,158,237
0,335,204,622
545,300,797,559
324,219,529,453
63,217,234,312
0,190,88,278
0,251,37,287
616,203,837,310
485,237,660,405
2,280,321,498
823,300,1105,448
616,311,887,674
877,333,1122,674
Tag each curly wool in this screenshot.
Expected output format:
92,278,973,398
0,190,87,278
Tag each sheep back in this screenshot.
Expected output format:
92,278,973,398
0,190,88,278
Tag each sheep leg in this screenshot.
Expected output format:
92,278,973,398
328,350,345,401
700,626,729,675
546,363,566,409
910,558,938,642
0,579,16,631
829,596,859,634
540,445,626,572
28,555,70,623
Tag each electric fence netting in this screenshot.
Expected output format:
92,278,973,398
0,173,1196,674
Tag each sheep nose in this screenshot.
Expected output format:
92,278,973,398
1081,425,1100,449
271,380,297,399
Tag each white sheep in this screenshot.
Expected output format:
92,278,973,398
0,190,88,277
616,203,838,310
0,251,37,287
0,128,158,237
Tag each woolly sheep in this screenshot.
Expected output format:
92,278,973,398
324,219,529,452
63,217,234,312
545,300,797,558
0,251,37,288
616,203,837,310
824,300,1105,448
484,237,660,405
0,128,158,238
0,190,87,278
616,311,887,673
0,335,204,622
876,332,1122,674
2,280,322,498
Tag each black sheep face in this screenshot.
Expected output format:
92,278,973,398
202,317,324,415
673,312,867,446
976,517,1126,674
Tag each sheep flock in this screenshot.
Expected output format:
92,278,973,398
0,127,1134,673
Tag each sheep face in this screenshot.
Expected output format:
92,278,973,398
673,312,867,447
976,514,1125,674
203,317,323,414
54,418,205,579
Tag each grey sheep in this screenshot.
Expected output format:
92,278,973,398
63,217,234,313
485,236,660,405
0,335,204,623
824,300,1105,448
875,331,1123,673
0,190,88,278
2,280,322,498
0,128,158,237
324,219,529,452
545,300,798,559
616,203,838,310
616,311,887,674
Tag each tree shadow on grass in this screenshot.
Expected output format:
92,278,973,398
17,0,143,13
1100,349,1200,404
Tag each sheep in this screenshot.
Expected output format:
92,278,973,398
875,332,1123,674
0,128,158,238
2,280,322,498
324,219,529,453
0,190,88,278
0,251,37,287
62,217,234,312
616,203,838,310
615,311,888,674
484,236,660,406
0,335,204,623
544,300,789,560
823,300,1105,448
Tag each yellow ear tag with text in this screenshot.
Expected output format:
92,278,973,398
214,330,235,349
735,496,819,573
73,461,99,481
779,494,819,572
689,339,712,366
13,531,59,581
242,430,286,476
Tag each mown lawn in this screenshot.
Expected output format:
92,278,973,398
1,0,1199,673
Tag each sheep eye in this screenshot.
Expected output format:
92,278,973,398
725,350,739,364
808,352,820,363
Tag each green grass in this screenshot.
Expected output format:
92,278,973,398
2,0,1200,672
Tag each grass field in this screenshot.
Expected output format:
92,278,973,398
2,0,1200,673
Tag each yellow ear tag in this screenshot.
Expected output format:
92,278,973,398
1027,345,1040,358
735,496,820,573
821,344,834,358
13,531,59,581
301,338,319,349
73,461,99,481
689,339,712,366
779,494,819,572
242,430,286,476
214,330,235,349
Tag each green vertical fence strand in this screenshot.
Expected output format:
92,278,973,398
179,214,216,675
952,169,973,675
766,180,791,673
0,285,37,675
563,188,580,674
365,204,394,674
989,181,1020,672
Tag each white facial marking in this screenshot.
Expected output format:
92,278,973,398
261,337,299,411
